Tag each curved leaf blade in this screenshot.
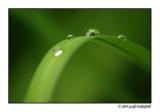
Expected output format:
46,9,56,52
24,35,150,102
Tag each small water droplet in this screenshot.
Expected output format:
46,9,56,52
67,34,74,39
86,28,100,37
54,48,63,57
118,34,127,41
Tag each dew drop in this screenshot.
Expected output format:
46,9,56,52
67,34,74,39
54,48,63,57
118,34,127,41
86,28,100,37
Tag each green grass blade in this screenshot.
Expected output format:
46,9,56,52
96,35,151,72
24,35,150,102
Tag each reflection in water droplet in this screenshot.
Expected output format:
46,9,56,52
54,49,63,57
86,28,100,37
118,34,127,41
67,34,74,39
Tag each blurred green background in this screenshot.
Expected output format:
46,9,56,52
9,9,151,103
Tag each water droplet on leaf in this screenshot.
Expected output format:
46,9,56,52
54,48,63,57
67,34,74,39
86,28,100,37
118,34,127,41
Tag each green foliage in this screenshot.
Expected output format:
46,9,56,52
24,35,150,102
9,9,151,103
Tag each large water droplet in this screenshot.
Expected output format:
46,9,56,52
86,28,100,37
118,34,127,41
67,34,74,39
54,48,63,57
